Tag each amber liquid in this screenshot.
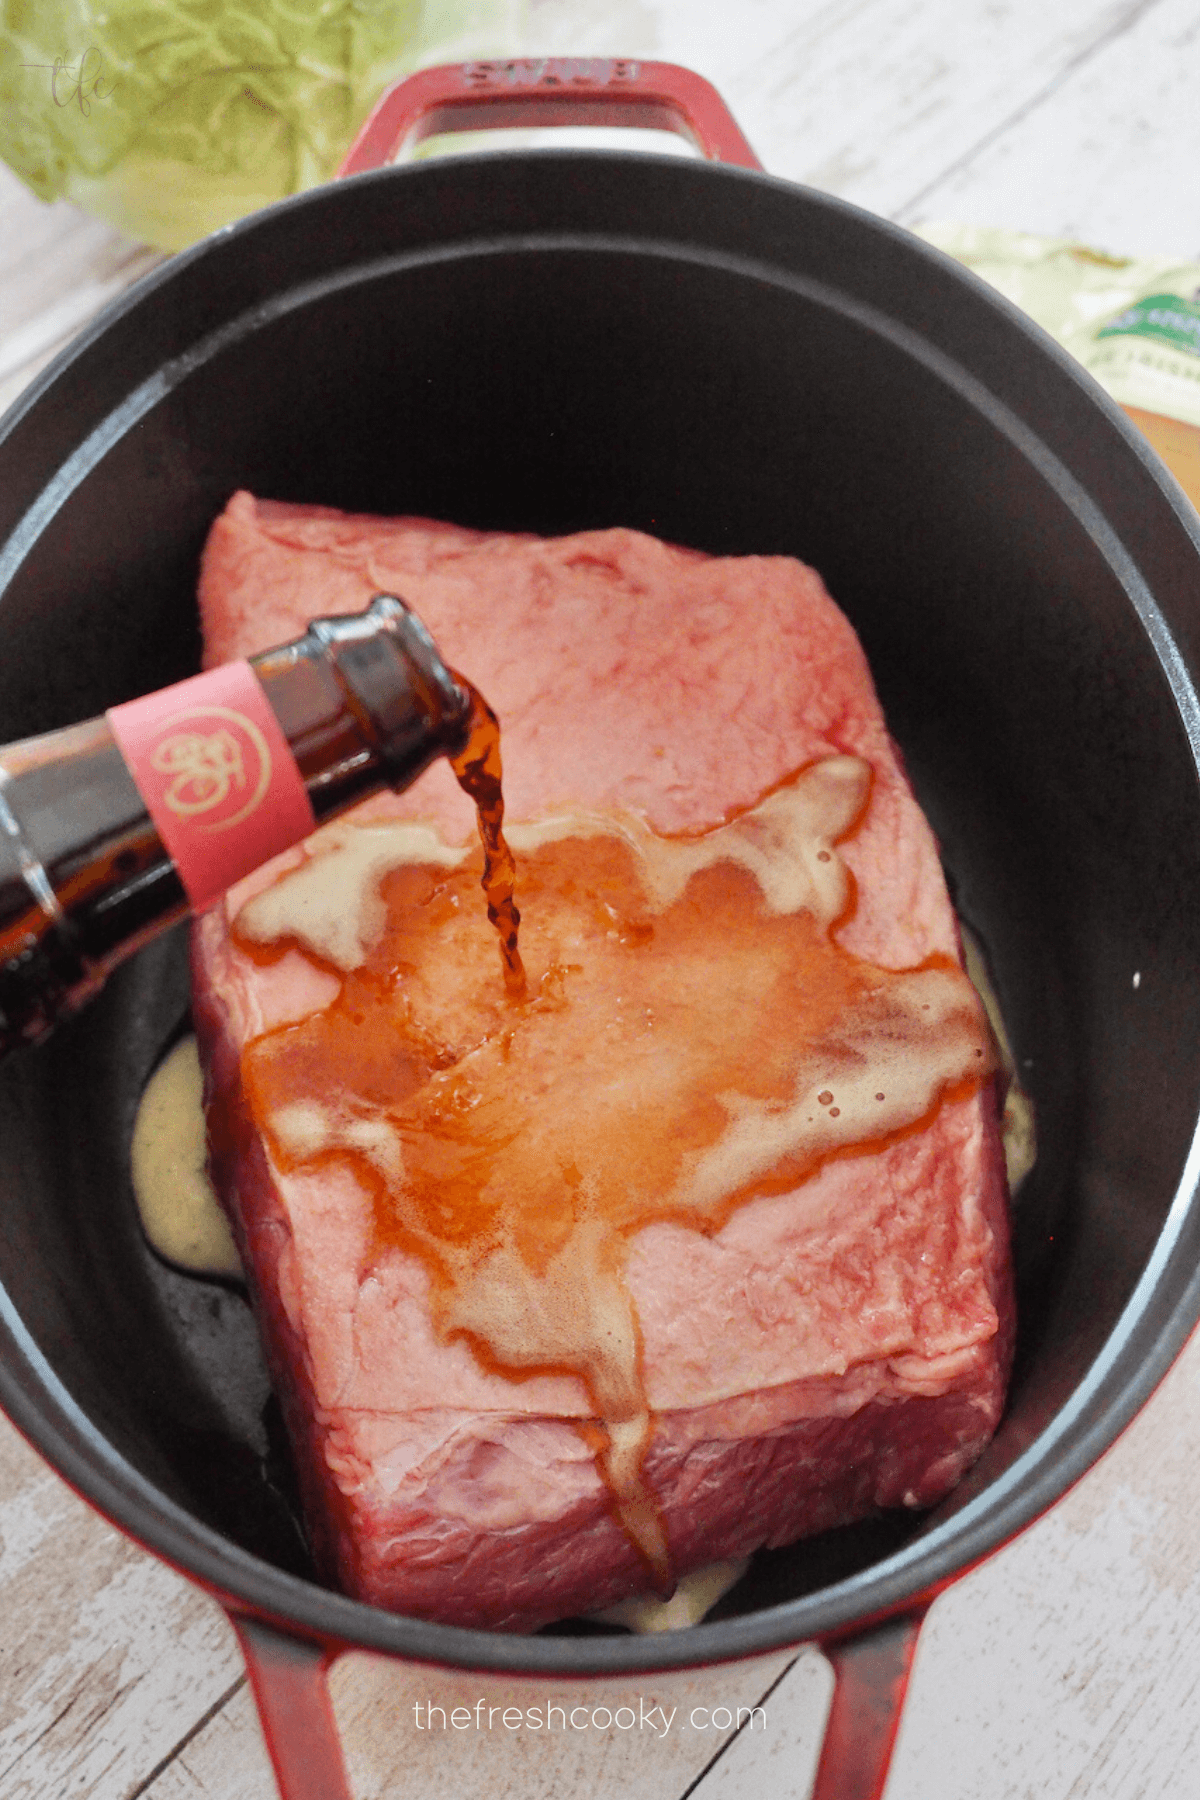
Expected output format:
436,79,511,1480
232,751,997,1593
447,681,527,999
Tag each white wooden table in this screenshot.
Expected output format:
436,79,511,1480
2,3,1200,1796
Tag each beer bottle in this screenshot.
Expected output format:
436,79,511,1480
0,596,470,1057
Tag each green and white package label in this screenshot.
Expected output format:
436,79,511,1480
1097,294,1200,359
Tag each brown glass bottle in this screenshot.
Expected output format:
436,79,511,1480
0,596,471,1058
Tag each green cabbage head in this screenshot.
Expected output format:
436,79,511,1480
0,2,514,249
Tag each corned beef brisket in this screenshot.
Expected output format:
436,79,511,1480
190,491,1014,1631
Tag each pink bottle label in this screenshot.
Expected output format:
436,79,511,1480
107,662,316,912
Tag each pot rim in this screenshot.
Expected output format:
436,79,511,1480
4,146,1200,1674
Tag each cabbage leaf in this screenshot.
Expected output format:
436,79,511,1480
0,2,507,246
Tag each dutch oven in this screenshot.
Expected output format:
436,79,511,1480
2,59,1200,1800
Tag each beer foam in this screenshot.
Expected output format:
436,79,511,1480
502,753,870,925
228,757,995,1582
236,822,467,971
130,1036,242,1279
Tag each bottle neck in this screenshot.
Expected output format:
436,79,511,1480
257,595,472,818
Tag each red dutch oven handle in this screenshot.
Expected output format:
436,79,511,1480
234,58,922,1800
338,56,764,174
814,1608,928,1797
232,1602,928,1800
231,1615,353,1799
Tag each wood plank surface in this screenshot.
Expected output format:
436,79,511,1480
527,0,1196,226
0,1419,243,1799
896,0,1200,254
2,1,1199,1795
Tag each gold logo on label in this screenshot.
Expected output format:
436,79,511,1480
151,706,273,832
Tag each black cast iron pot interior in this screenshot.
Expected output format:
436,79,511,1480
2,151,1200,1673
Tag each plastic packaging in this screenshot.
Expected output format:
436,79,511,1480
917,222,1200,512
